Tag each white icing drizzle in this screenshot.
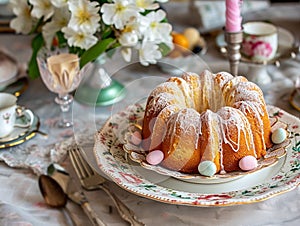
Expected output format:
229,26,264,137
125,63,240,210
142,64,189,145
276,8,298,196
217,107,254,153
167,77,194,108
233,100,266,153
144,70,269,173
165,108,201,153
150,104,181,149
148,82,184,102
226,81,265,106
200,110,222,168
214,71,234,89
146,91,184,118
182,72,201,112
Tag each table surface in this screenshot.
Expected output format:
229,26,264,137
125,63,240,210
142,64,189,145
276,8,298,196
0,2,300,226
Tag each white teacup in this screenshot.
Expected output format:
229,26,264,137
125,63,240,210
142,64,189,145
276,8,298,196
0,93,33,138
241,21,278,62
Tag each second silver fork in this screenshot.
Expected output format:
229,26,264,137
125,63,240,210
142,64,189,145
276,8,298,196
69,146,145,226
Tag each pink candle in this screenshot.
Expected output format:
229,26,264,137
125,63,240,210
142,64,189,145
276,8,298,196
225,0,243,32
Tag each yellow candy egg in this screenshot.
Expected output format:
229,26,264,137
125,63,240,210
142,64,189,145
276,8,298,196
183,27,200,49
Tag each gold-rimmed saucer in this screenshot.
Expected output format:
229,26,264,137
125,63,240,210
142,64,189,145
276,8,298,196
2,77,29,97
216,26,298,65
0,108,40,149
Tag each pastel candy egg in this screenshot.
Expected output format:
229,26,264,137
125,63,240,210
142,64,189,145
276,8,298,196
198,161,217,177
183,27,199,49
146,150,164,165
271,128,287,144
130,131,142,145
239,156,258,171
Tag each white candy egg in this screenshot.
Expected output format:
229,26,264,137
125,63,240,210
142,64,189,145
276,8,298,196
271,128,287,144
198,161,217,177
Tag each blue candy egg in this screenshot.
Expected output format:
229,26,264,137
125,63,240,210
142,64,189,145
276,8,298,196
198,161,217,177
271,128,287,144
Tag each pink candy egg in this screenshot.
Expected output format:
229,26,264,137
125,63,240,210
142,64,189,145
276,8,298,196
239,155,258,171
146,150,164,165
130,131,142,145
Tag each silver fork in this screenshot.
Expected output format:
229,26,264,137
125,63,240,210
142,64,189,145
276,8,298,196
69,145,145,226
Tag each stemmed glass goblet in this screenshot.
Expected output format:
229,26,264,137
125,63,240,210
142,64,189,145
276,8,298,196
37,48,86,128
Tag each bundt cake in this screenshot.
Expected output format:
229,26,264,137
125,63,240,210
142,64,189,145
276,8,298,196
142,70,272,175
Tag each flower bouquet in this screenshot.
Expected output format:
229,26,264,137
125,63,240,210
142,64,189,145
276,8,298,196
9,0,173,78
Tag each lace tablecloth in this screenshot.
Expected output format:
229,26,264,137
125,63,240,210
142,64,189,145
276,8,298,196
0,2,300,226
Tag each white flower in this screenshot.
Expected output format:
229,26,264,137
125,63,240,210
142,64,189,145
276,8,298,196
135,0,160,11
9,0,173,74
118,19,141,62
138,41,162,66
50,0,68,8
68,0,100,33
42,7,71,48
118,18,145,46
62,27,98,50
101,0,142,30
143,9,173,47
119,31,139,47
29,0,55,21
9,0,34,34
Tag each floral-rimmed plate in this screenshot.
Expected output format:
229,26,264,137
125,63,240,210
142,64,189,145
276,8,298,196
121,105,291,184
94,104,300,206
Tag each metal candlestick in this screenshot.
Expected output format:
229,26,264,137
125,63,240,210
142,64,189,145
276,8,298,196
225,31,243,76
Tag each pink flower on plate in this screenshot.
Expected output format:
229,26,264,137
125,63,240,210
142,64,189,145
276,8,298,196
119,172,143,184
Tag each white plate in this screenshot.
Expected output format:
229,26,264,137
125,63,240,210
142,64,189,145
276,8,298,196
216,26,297,64
93,104,300,206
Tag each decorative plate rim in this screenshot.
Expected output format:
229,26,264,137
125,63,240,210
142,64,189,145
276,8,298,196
93,103,300,207
121,107,291,184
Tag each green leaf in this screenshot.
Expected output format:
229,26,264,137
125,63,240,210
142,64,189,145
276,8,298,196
158,42,172,57
56,31,67,47
28,34,44,79
79,38,115,68
101,25,113,39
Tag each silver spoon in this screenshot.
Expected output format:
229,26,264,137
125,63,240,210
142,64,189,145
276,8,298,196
38,174,77,226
